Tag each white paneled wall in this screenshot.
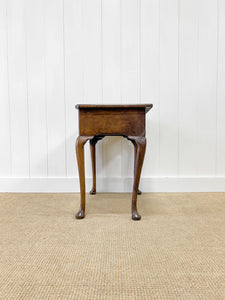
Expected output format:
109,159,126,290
0,0,225,192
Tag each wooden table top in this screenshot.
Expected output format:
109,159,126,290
75,104,153,113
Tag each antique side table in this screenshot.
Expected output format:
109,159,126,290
75,104,153,220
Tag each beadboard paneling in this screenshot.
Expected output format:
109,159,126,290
7,0,30,176
179,0,199,175
196,0,218,175
0,0,225,192
217,0,225,175
158,0,179,176
0,0,11,176
45,0,66,177
25,0,48,177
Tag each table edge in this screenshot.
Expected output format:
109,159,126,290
75,104,153,113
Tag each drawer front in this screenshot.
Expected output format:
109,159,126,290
79,108,145,137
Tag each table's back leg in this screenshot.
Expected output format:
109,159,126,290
128,136,146,220
89,136,104,195
75,135,93,219
89,139,96,195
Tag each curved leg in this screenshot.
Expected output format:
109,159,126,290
89,135,104,195
89,139,96,195
128,136,146,220
75,135,94,219
133,142,142,195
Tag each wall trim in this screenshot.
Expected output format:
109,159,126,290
0,177,225,192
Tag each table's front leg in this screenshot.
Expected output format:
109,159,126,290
128,136,146,220
133,142,142,195
75,135,94,219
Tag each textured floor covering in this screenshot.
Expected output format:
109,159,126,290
0,192,225,300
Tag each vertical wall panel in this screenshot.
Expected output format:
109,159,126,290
141,0,160,177
102,0,121,102
64,0,83,177
0,0,11,176
121,0,139,103
159,0,179,175
217,0,225,175
7,0,29,176
196,0,217,175
45,0,66,177
102,0,121,178
83,0,103,179
25,0,47,177
179,0,198,175
83,0,102,103
121,0,140,179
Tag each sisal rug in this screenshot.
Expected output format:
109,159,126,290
0,192,225,299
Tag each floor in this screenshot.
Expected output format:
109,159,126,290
0,192,225,299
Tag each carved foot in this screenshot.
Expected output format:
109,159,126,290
137,189,142,195
75,208,85,219
132,210,141,221
89,188,96,195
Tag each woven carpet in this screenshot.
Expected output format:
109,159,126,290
0,192,225,299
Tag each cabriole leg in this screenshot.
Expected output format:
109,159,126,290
89,139,97,195
133,142,142,195
89,135,104,195
128,136,146,220
75,135,93,219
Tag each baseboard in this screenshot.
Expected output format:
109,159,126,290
0,177,225,192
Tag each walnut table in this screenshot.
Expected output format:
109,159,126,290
75,104,153,220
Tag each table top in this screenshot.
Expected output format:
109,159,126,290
76,104,153,113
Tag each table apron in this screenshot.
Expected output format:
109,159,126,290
79,108,145,136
